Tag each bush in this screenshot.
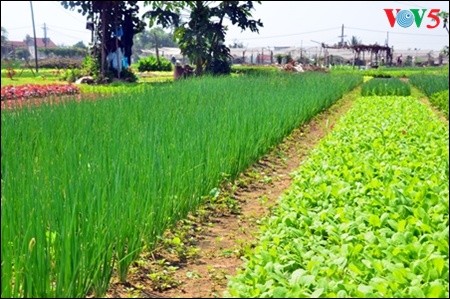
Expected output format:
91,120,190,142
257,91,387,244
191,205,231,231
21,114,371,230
1,59,22,70
39,57,83,69
81,55,99,79
120,68,138,83
39,47,87,58
231,65,281,76
206,58,231,75
137,56,172,72
15,49,30,60
60,68,81,83
275,54,283,64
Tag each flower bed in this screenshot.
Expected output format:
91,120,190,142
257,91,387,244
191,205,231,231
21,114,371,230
1,83,80,101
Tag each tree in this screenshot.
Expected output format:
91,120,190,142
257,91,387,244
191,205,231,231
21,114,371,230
133,27,177,62
1,26,8,58
61,1,145,79
24,34,33,46
143,1,263,75
73,40,88,49
229,39,244,48
134,28,177,49
1,27,7,47
437,10,449,58
16,48,31,61
348,35,361,46
438,11,448,34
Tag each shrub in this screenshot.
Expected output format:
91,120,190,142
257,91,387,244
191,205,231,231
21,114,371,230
120,68,138,83
81,55,100,79
39,47,87,58
15,49,31,60
60,68,82,83
137,56,172,72
206,57,231,75
39,57,83,69
231,65,280,76
276,54,283,64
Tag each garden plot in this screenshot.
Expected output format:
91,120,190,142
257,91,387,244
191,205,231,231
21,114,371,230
1,73,361,298
227,95,449,298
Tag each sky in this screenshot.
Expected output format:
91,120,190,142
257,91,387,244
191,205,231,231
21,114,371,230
1,1,449,51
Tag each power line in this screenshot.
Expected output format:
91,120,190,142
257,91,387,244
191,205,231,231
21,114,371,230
347,26,447,37
394,40,447,44
237,27,340,41
48,28,86,42
51,1,85,24
6,26,31,31
47,24,87,34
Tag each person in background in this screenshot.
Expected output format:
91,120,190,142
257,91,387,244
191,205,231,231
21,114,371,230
174,61,184,80
397,54,403,66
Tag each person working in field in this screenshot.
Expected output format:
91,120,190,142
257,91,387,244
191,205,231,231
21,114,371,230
174,61,184,80
173,61,194,80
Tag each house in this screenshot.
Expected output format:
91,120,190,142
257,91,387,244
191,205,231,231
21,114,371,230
2,37,57,59
32,37,57,49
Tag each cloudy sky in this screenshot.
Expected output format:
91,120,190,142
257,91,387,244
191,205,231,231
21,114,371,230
1,1,448,51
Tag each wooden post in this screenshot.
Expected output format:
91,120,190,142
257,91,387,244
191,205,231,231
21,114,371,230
101,9,106,79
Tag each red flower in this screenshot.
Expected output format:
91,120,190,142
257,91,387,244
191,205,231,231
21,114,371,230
1,84,80,102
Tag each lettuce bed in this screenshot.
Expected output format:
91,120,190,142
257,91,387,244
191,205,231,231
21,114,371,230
227,96,449,298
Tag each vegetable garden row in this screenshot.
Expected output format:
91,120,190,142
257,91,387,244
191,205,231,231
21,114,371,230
1,73,361,298
227,76,449,298
1,69,448,298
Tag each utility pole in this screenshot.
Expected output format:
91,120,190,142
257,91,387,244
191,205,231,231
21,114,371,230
154,31,160,68
300,40,303,60
30,1,38,73
311,40,322,65
42,22,48,48
385,31,389,46
338,24,346,47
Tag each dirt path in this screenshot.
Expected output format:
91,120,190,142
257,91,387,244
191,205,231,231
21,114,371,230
106,87,361,298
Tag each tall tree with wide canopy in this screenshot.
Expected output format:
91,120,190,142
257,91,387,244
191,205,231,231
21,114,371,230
143,1,263,75
61,1,145,79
